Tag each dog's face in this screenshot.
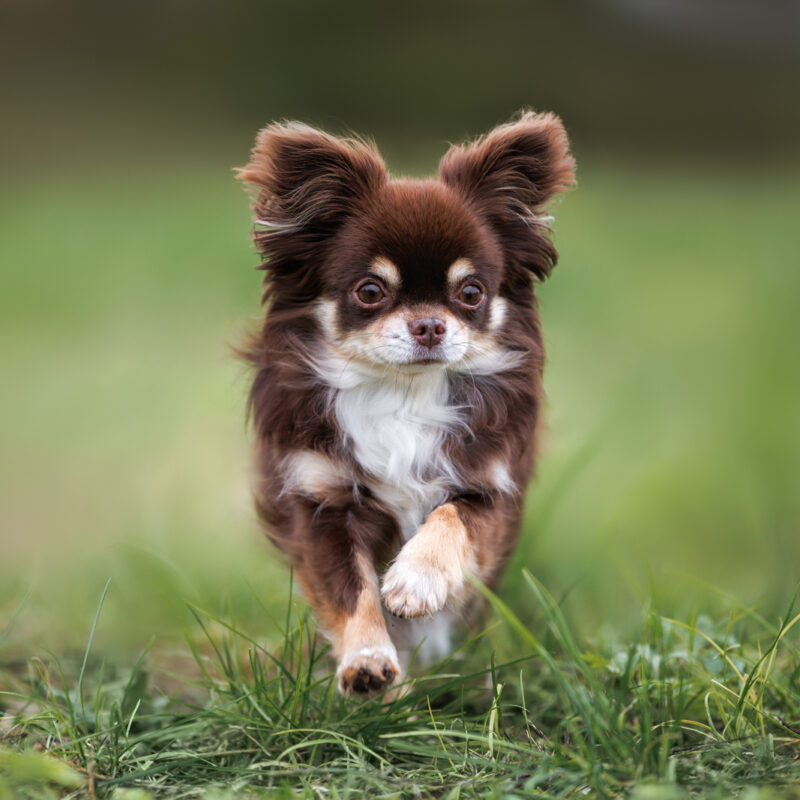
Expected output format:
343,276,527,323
317,181,508,371
239,113,575,372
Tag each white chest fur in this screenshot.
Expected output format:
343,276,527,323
332,368,461,539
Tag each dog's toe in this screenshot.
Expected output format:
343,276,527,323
381,559,449,618
337,648,400,697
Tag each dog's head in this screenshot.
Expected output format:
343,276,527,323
238,112,574,373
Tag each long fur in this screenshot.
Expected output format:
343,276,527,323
237,110,575,694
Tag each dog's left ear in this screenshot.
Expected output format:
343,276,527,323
237,122,387,300
439,111,575,280
238,121,386,235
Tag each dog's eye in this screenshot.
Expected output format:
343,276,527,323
354,281,386,307
456,283,485,308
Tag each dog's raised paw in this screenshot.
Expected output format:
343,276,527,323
381,558,450,618
337,647,400,696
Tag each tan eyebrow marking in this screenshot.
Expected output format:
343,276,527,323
447,258,475,286
370,257,401,289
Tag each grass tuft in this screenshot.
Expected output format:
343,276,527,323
2,575,799,798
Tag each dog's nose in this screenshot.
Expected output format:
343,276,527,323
408,318,446,348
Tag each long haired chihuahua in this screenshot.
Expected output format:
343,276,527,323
237,111,575,695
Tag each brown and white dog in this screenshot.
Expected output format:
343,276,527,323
237,111,575,696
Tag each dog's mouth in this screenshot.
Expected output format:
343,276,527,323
326,337,459,374
408,346,449,366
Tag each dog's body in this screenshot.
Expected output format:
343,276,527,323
238,112,574,695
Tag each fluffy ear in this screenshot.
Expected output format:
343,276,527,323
439,111,575,281
237,122,387,299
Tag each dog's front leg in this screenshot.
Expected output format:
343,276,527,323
293,503,400,696
381,499,510,618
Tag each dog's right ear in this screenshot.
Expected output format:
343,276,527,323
238,123,386,281
439,111,575,282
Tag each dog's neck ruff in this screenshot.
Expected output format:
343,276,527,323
314,350,463,539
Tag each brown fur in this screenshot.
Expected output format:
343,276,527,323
237,111,575,695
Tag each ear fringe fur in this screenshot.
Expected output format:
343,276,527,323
438,110,576,281
236,121,387,302
439,110,576,207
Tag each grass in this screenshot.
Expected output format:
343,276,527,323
2,159,800,796
1,574,798,798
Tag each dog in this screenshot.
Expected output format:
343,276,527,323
237,111,575,696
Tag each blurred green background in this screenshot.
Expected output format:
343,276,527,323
1,0,799,655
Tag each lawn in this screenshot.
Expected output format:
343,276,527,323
1,159,799,798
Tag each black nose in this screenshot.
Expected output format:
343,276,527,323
408,318,446,348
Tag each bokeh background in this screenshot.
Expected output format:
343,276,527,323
2,0,799,654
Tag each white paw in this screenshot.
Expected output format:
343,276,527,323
337,645,400,696
381,556,455,619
